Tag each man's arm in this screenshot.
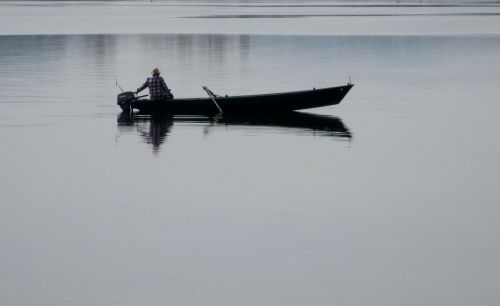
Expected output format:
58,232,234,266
136,79,149,94
160,77,168,91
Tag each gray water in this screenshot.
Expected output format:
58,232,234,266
1,2,500,306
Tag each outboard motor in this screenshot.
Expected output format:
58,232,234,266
117,91,135,111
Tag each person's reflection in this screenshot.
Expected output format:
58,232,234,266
139,114,174,154
117,112,173,154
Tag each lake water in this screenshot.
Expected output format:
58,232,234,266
1,1,500,306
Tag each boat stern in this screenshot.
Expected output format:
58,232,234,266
117,91,135,111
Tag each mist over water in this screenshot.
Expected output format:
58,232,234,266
2,0,500,35
1,1,500,306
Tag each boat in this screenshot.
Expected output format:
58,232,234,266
117,84,353,114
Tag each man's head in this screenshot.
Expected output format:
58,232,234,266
152,67,160,76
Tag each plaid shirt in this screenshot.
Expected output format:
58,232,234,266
137,75,170,100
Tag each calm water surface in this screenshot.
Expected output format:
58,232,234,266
1,2,500,306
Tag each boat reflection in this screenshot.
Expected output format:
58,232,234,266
117,111,352,154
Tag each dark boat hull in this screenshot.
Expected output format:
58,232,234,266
119,84,353,114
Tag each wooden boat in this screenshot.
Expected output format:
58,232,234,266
117,84,353,114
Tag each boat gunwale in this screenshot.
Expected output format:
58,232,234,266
134,83,354,103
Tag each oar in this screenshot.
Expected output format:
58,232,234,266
202,86,223,113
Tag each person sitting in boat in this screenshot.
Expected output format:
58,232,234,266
136,67,173,100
